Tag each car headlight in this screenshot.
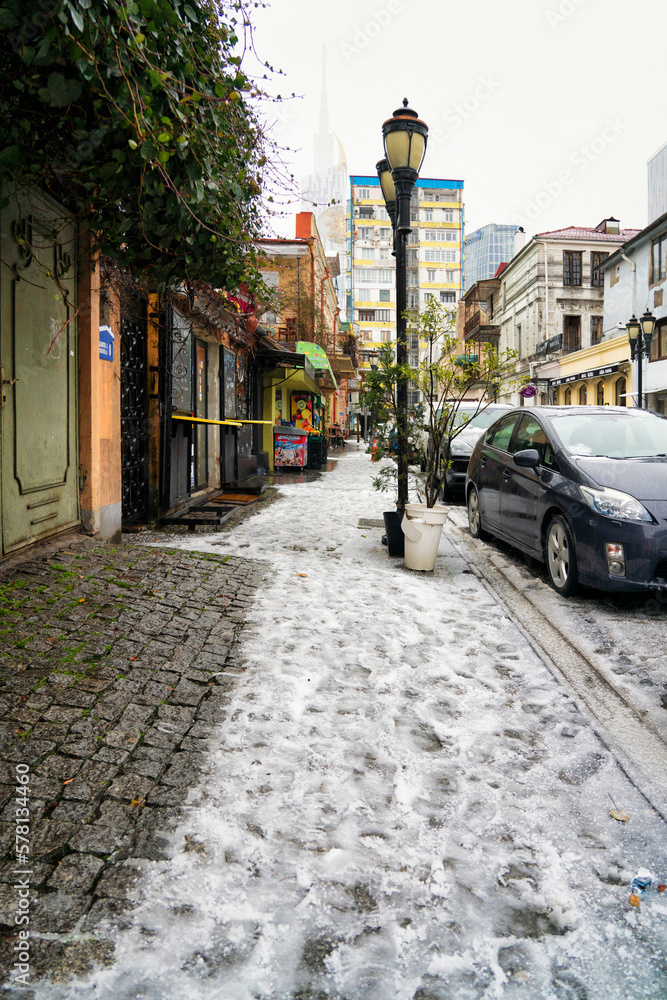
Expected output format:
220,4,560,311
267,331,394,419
449,439,473,456
579,485,652,522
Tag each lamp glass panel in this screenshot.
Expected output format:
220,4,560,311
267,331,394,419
380,170,396,203
384,129,410,170
626,319,640,342
409,132,426,171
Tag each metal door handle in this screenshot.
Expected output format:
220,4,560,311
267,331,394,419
502,469,511,480
0,365,19,408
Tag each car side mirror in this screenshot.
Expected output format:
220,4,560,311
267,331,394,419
513,448,540,468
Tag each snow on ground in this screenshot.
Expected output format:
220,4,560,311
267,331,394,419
47,447,667,1000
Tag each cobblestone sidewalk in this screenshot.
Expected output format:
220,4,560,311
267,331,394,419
0,537,265,989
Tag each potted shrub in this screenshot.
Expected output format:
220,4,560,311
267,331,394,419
401,300,517,570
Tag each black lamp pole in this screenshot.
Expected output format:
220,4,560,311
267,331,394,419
378,100,428,512
627,310,656,409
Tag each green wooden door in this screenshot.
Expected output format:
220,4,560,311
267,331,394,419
0,190,79,555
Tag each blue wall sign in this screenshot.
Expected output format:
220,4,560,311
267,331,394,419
99,325,114,362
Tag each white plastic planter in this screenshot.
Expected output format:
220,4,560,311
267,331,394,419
401,503,448,572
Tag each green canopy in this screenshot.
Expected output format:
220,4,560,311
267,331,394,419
295,342,337,389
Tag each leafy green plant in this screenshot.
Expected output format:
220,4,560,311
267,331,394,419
0,0,282,291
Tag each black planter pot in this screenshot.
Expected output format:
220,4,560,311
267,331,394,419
383,509,404,557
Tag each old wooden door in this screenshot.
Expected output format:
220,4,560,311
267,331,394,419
0,191,79,555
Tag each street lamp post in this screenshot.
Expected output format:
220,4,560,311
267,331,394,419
626,309,656,409
377,99,428,512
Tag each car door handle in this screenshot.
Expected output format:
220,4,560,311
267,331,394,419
502,470,511,480
480,456,487,467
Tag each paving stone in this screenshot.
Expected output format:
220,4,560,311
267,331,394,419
94,864,144,900
0,538,262,981
68,824,125,855
32,890,91,932
47,853,104,893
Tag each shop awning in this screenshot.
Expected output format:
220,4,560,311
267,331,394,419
295,341,338,391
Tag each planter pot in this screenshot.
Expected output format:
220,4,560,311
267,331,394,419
383,510,404,557
401,503,448,571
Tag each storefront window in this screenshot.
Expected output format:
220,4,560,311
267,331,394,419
579,384,587,405
564,387,572,405
650,321,667,361
597,380,604,405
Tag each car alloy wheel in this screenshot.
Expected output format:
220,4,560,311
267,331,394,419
546,514,578,596
467,485,487,540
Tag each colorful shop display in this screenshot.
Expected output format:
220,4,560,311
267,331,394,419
273,425,308,469
291,391,322,434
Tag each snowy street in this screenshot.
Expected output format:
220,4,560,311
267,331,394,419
51,446,667,1000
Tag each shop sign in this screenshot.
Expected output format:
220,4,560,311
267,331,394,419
551,363,619,387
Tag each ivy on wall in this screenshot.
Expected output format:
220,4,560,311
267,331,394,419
0,0,276,291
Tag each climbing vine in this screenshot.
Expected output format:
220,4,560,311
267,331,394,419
0,0,279,291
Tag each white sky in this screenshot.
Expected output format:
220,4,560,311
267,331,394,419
249,0,665,238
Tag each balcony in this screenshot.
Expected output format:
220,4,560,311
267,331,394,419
463,306,499,346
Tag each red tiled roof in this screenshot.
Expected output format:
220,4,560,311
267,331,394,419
534,226,641,242
493,262,509,277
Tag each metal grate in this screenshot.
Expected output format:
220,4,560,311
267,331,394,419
120,299,149,522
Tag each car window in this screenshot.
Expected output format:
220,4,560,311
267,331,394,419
511,414,559,469
552,411,667,458
486,414,518,452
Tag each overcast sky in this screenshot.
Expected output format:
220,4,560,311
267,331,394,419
249,0,664,240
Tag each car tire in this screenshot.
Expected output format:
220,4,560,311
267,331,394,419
546,515,578,596
467,485,488,540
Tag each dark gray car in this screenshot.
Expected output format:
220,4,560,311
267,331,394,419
465,405,667,596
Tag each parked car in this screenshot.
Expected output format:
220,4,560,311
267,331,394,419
465,406,667,596
442,403,513,500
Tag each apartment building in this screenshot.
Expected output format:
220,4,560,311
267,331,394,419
348,176,464,373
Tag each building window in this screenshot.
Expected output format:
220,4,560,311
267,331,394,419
425,209,433,221
424,292,434,302
591,252,608,287
579,384,587,405
358,309,375,322
408,292,419,308
411,211,418,222
651,233,667,284
563,315,581,352
446,270,457,283
379,289,390,302
440,291,455,303
615,376,626,406
564,387,572,405
380,329,391,342
407,387,421,408
650,320,667,360
597,380,604,405
358,227,372,239
445,230,458,241
379,268,393,284
376,309,391,322
444,210,454,222
358,207,373,219
357,288,371,301
379,228,392,240
563,251,582,286
427,269,436,282
358,187,370,200
590,315,603,345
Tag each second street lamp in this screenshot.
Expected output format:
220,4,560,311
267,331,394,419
627,309,656,409
379,99,428,513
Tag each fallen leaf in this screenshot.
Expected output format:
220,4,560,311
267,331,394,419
129,656,138,661
609,809,630,822
78,598,86,603
130,797,146,807
658,884,666,893
297,573,308,578
361,533,367,537
629,893,641,907
62,778,75,785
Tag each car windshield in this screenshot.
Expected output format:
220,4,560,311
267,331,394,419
452,407,509,431
551,411,667,458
